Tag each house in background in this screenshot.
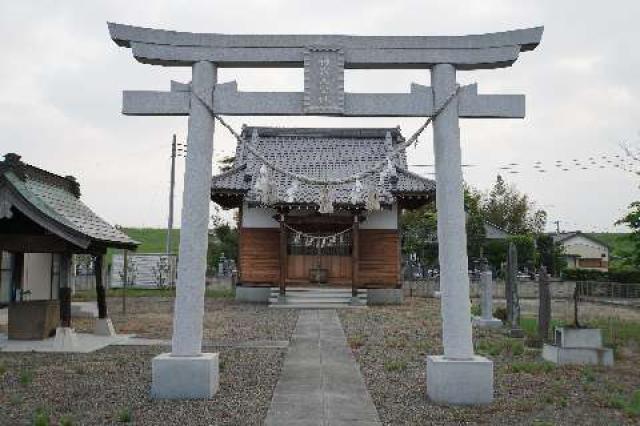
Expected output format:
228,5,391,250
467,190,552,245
553,231,609,272
211,127,435,304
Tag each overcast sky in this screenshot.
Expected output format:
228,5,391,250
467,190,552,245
1,1,638,232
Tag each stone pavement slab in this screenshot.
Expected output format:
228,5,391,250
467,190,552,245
265,310,381,425
0,332,135,353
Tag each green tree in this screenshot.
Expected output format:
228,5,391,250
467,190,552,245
207,224,238,274
465,187,486,260
615,201,640,269
481,175,547,234
484,235,536,273
400,204,438,265
536,234,566,276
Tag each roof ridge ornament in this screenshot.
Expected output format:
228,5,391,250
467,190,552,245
0,199,13,219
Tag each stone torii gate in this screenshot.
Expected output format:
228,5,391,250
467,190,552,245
108,23,542,404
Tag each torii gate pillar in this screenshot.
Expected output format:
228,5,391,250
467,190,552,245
427,63,493,405
151,61,220,399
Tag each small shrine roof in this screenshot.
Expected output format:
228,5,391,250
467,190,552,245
0,153,138,251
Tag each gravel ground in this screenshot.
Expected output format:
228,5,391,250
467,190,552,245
73,297,298,343
339,297,640,425
0,345,284,425
0,298,299,425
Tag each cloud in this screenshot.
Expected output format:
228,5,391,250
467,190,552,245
0,0,637,232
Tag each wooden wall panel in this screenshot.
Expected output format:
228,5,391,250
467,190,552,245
287,255,352,283
239,227,399,287
239,228,280,284
359,230,399,287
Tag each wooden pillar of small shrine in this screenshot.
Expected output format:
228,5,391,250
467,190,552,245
10,252,24,302
94,254,108,319
352,215,359,297
58,252,73,328
279,213,287,296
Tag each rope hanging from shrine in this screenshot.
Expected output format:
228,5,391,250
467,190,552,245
192,84,461,212
284,223,352,249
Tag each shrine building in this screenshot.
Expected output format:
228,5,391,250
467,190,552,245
211,126,435,303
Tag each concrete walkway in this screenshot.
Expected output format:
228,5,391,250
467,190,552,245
265,310,381,426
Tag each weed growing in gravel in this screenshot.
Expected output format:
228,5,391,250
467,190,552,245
0,361,6,376
384,359,407,372
59,415,74,426
348,334,366,350
415,340,430,352
476,338,524,357
470,304,481,317
117,407,132,423
33,408,49,426
510,361,555,374
581,366,596,383
384,336,408,349
607,390,640,417
19,369,33,385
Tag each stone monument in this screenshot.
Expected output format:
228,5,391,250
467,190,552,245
108,22,543,403
473,270,502,328
505,242,524,338
537,266,551,343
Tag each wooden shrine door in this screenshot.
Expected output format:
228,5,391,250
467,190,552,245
286,226,352,286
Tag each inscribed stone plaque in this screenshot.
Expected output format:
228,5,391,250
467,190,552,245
303,47,345,114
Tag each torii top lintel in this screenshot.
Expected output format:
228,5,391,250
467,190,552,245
109,23,542,118
108,23,542,70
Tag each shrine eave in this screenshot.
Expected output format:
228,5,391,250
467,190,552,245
108,23,543,70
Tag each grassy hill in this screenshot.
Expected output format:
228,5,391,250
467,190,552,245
106,228,180,264
122,228,180,254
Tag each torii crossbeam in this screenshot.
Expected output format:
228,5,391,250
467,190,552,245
108,22,543,404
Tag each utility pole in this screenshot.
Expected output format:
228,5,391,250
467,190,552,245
553,220,560,235
167,135,177,286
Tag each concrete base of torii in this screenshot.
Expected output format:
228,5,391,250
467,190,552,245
426,355,494,405
152,353,219,399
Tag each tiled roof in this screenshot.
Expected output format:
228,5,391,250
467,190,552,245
211,127,435,206
0,154,138,249
551,232,610,249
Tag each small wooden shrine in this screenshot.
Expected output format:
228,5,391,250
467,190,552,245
211,127,435,295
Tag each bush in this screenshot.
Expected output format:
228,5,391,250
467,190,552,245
493,307,507,322
562,268,640,283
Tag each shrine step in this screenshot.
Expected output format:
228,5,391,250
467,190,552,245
269,287,367,309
